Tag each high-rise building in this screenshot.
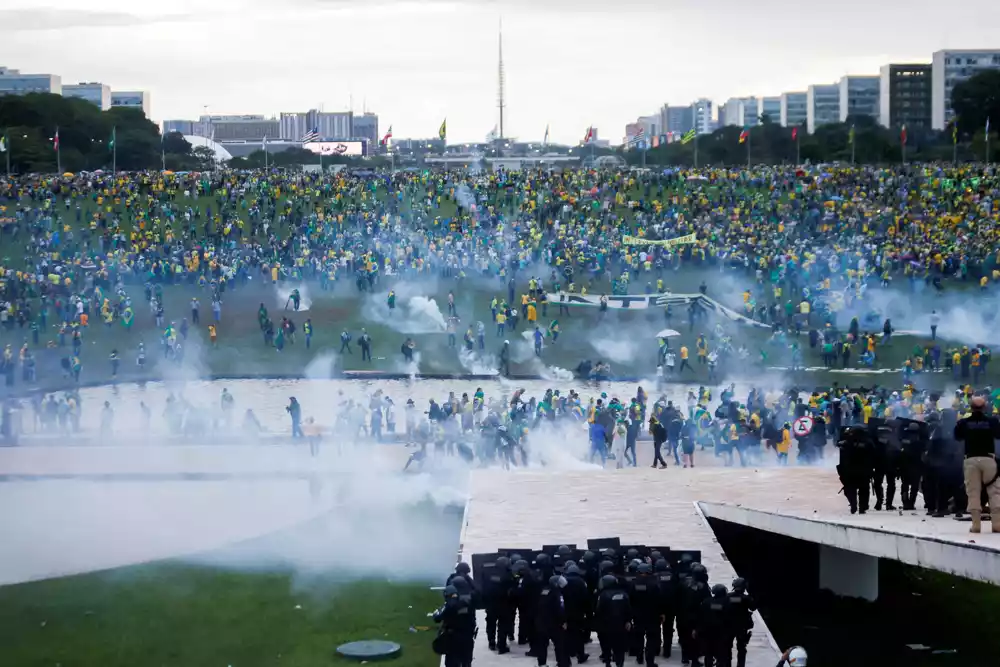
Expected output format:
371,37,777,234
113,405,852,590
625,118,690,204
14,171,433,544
838,75,880,122
780,91,808,128
111,90,151,117
663,105,693,135
198,114,278,141
280,112,309,141
163,120,195,135
759,97,781,123
879,63,932,130
638,114,659,137
0,66,61,96
723,97,760,127
807,84,840,134
691,99,714,135
352,112,379,152
63,82,111,110
931,49,1000,129
307,110,353,139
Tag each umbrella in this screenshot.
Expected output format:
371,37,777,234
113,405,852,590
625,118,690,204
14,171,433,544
163,170,175,175
656,329,681,338
62,172,74,177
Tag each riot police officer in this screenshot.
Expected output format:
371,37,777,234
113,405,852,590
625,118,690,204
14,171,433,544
696,584,731,667
678,563,710,666
483,556,516,653
835,425,875,514
726,578,755,667
870,418,900,511
562,563,591,663
515,558,541,650
596,574,632,667
629,562,662,667
536,574,571,667
898,419,927,511
433,584,477,667
653,559,678,659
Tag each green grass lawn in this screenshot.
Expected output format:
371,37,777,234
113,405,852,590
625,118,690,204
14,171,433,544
0,564,442,667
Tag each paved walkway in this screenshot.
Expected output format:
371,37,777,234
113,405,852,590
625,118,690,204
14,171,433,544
460,468,786,667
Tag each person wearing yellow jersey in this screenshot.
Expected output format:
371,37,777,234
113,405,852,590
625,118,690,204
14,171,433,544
777,424,792,465
679,345,692,374
208,324,217,347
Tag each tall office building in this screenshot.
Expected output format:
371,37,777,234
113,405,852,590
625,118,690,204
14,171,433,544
780,91,808,128
723,97,760,127
664,105,693,134
931,49,1000,129
307,110,353,139
63,82,111,110
163,120,195,135
691,99,714,134
838,75,880,122
759,96,781,123
0,66,61,95
352,112,379,151
879,63,932,130
198,114,278,141
807,84,841,134
111,90,151,117
280,112,309,141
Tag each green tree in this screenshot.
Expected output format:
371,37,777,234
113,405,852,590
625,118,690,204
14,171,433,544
952,70,1000,137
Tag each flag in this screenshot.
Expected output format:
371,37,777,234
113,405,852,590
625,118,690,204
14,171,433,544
652,135,660,148
53,128,59,152
543,124,550,146
848,125,855,145
583,127,594,144
628,127,645,147
900,124,907,146
486,125,498,142
953,122,958,145
0,131,7,153
739,128,749,144
262,135,268,150
680,129,696,145
439,119,447,141
301,129,320,144
791,127,798,142
109,126,116,152
381,126,393,146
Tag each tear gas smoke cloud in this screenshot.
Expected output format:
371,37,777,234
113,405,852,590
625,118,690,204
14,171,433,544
275,283,314,312
362,293,448,334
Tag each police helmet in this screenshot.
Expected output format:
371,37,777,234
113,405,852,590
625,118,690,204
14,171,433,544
787,646,808,666
732,577,747,593
627,558,641,573
510,553,524,563
637,562,652,574
654,558,670,572
496,556,511,569
549,574,568,589
512,559,529,575
443,584,458,599
603,548,617,561
599,560,615,575
557,545,572,556
679,552,694,565
535,553,551,567
649,550,663,561
600,574,618,590
455,562,471,575
452,576,471,594
582,550,596,563
626,548,640,561
564,562,581,576
711,584,727,597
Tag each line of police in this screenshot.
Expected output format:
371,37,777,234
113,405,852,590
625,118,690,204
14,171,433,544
434,546,755,667
836,398,1000,526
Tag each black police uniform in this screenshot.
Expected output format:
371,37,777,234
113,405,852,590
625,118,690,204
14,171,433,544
835,425,875,514
483,558,516,652
654,560,678,659
536,575,571,667
595,575,632,667
678,566,710,666
898,419,927,510
433,586,477,667
696,585,730,667
726,581,755,667
628,566,661,667
562,564,592,663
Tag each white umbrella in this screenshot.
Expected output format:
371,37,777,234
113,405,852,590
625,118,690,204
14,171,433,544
656,329,681,338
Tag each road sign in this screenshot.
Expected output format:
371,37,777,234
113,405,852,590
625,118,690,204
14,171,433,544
793,416,814,437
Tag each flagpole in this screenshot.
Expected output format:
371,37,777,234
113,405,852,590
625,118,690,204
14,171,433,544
56,126,61,175
851,125,856,166
987,119,992,164
953,129,958,166
746,130,751,168
694,132,699,169
795,131,800,166
112,125,117,175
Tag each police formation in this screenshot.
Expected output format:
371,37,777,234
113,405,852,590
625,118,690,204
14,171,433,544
434,547,756,667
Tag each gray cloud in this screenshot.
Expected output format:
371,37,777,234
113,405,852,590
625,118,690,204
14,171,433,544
0,9,190,31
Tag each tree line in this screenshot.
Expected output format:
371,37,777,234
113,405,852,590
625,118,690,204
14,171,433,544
625,70,1000,167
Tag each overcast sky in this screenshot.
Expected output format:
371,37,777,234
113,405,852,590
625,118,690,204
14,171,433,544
2,0,999,144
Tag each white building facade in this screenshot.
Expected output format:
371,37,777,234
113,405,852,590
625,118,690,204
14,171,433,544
838,75,880,122
111,90,151,117
780,92,808,128
931,49,1000,129
63,82,111,110
807,84,841,134
0,66,61,96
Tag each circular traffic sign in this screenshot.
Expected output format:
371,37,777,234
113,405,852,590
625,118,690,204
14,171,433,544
793,416,814,437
